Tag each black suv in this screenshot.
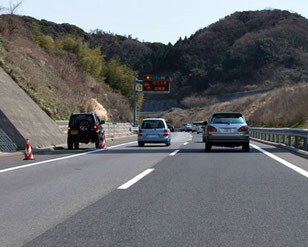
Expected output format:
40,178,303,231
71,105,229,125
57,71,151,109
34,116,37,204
67,112,105,149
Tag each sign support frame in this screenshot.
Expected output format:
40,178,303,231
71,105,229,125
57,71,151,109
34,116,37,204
133,78,142,127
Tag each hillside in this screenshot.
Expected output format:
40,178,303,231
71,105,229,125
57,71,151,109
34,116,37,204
0,15,142,122
1,10,308,128
83,10,308,99
169,10,308,96
161,83,308,128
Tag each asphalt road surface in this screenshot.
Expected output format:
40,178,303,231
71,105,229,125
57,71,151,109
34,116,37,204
0,132,307,247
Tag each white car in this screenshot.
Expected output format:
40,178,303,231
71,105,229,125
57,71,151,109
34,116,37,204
192,121,205,134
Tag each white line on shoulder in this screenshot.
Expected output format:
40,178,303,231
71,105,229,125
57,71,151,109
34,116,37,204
0,141,137,174
250,144,308,178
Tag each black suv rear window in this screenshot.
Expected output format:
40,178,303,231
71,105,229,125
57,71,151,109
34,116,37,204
142,120,165,129
211,113,245,124
69,114,94,126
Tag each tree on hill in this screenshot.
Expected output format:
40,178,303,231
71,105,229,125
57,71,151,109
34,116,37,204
0,0,23,14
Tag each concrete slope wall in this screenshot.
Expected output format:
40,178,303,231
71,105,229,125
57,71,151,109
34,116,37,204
0,67,66,148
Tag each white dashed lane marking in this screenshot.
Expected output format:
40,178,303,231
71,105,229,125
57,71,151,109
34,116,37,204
169,150,180,156
117,169,155,189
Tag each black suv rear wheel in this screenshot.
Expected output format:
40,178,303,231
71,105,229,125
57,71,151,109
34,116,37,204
74,141,79,149
78,120,90,132
67,136,73,150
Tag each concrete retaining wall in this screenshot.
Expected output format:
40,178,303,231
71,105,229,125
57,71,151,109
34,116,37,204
0,128,17,152
0,67,66,149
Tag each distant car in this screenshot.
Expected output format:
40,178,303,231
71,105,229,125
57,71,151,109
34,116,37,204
138,118,171,147
192,122,198,132
167,124,175,132
196,121,205,134
192,121,204,134
179,123,193,132
204,112,250,152
67,112,105,149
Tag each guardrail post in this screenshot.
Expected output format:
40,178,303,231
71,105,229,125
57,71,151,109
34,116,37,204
304,138,307,151
283,135,286,144
288,135,292,146
277,134,280,144
295,136,299,149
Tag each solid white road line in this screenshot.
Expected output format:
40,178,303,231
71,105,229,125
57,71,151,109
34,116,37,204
117,169,154,189
250,144,308,178
183,142,189,145
0,141,137,174
169,150,180,156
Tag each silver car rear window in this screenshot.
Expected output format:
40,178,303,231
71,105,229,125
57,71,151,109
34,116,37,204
142,120,165,129
211,114,245,124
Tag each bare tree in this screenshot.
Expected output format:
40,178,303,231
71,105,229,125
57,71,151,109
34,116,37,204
9,0,23,14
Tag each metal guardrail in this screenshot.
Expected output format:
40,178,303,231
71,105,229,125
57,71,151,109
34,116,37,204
249,127,308,151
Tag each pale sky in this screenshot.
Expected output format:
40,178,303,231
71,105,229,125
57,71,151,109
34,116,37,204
9,0,308,44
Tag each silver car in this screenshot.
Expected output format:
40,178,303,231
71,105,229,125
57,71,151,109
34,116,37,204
138,118,171,147
204,112,250,152
179,124,193,132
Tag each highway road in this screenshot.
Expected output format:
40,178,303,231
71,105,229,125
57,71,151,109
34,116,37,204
0,132,307,246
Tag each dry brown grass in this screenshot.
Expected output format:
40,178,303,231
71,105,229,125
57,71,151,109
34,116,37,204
163,83,308,128
181,95,218,108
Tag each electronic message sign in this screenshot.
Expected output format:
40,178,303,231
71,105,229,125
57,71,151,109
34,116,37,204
142,76,170,93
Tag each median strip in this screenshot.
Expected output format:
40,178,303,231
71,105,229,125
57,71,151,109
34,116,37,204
250,143,308,178
169,150,180,156
118,169,154,189
0,141,137,174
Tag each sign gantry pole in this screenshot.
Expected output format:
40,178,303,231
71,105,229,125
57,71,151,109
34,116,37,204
133,78,142,127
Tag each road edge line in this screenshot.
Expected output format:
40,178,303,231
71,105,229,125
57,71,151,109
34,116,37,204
0,141,137,174
250,143,308,178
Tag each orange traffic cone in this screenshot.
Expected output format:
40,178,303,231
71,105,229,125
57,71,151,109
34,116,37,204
24,138,34,160
100,135,106,149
